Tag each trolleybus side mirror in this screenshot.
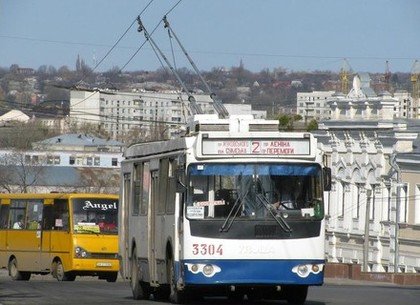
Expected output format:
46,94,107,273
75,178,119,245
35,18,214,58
176,169,187,193
176,179,187,193
323,167,332,191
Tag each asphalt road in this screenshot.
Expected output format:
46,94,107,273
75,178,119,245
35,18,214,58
1,270,420,305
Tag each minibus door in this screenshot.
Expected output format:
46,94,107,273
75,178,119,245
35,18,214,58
40,202,53,272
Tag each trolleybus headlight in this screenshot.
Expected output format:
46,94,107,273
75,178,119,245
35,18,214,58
191,264,199,273
202,264,214,276
292,263,323,278
185,263,221,277
75,246,89,258
297,264,309,276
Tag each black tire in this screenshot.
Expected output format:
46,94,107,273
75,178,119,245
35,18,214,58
228,291,244,301
167,256,186,304
55,260,76,281
130,249,149,300
105,272,118,282
285,285,308,305
9,258,31,281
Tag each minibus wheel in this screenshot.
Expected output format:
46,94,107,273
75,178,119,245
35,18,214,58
8,258,31,281
55,260,76,281
105,272,118,282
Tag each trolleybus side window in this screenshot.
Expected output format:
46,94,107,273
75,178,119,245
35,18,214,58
140,162,150,215
133,163,142,216
0,203,9,229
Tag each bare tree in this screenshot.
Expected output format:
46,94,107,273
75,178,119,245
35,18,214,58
0,121,57,150
0,150,46,193
78,168,119,194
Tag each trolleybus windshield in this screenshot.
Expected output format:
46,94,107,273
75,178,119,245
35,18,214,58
72,198,118,234
186,163,324,221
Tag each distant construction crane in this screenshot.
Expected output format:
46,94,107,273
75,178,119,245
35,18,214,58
339,58,352,94
411,60,420,119
411,60,420,99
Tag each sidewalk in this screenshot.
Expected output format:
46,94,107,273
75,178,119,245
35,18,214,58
324,277,398,286
325,263,420,286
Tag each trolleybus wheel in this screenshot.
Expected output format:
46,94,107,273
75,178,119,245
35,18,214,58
167,256,185,304
285,285,308,305
9,258,31,281
228,291,244,301
131,249,150,300
105,272,118,282
55,260,76,281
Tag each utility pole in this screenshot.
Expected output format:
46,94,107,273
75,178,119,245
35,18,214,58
363,188,372,272
394,181,401,273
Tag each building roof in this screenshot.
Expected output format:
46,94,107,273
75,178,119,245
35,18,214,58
0,110,30,125
33,133,124,149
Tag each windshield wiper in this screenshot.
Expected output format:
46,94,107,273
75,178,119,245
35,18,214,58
256,194,292,233
219,188,250,233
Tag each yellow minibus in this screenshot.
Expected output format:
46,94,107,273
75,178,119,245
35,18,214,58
0,193,119,282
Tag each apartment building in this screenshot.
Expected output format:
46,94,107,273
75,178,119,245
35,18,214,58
296,90,335,121
70,89,216,140
70,89,265,141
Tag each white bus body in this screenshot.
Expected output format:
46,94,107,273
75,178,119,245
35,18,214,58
119,115,330,304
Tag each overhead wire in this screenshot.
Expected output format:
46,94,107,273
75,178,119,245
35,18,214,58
75,0,156,86
119,0,183,72
1,34,417,67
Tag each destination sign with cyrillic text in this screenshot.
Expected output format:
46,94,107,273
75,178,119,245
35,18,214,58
201,138,310,156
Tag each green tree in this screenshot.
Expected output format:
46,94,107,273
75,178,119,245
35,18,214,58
277,114,303,131
306,119,318,131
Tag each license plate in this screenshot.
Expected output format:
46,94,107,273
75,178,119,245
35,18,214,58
96,262,112,267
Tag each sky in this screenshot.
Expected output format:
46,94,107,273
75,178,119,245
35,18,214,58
0,0,419,74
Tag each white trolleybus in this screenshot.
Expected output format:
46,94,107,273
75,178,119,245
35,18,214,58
119,114,331,304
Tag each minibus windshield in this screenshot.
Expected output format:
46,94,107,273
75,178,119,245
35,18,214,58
72,198,118,234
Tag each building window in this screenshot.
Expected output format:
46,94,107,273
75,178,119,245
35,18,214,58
47,155,59,165
112,158,118,166
86,157,92,166
341,183,346,217
69,156,75,165
401,184,408,223
94,157,100,166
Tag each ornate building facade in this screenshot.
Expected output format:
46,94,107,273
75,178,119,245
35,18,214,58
315,74,420,273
